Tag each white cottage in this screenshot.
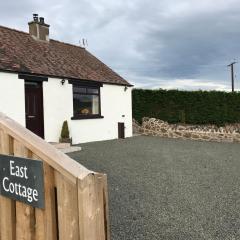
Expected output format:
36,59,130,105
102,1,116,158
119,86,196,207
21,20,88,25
0,15,133,144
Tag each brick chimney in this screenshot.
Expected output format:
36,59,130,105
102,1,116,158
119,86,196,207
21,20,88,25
28,14,50,42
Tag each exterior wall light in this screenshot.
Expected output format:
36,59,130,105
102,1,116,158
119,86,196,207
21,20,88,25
61,79,66,85
124,86,128,91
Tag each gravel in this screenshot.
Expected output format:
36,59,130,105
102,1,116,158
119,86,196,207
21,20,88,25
68,136,240,240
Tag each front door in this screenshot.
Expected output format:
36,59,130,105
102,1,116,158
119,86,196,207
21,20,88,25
25,81,44,138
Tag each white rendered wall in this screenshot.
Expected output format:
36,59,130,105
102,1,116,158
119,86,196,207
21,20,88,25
43,78,73,142
0,72,25,126
43,79,133,144
71,84,133,144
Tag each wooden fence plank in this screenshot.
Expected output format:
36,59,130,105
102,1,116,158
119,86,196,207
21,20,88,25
95,174,106,239
13,140,35,240
102,174,110,240
0,129,16,240
33,154,57,240
0,129,2,240
32,155,45,240
55,171,79,240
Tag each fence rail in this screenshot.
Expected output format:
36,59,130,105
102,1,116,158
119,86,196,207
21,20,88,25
0,112,110,240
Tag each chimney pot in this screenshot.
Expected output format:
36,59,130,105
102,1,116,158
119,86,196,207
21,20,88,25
33,13,38,22
39,17,45,24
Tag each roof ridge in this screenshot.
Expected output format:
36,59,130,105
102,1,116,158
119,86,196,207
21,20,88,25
50,39,85,50
0,25,30,36
0,25,85,50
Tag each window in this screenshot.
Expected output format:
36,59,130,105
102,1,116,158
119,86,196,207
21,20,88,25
72,85,102,119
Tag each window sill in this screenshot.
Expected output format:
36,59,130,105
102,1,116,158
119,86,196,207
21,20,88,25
71,115,104,120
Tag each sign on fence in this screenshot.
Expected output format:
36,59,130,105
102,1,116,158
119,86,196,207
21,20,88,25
0,154,45,209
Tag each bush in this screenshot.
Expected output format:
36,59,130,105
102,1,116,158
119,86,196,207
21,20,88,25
133,89,240,125
60,120,70,139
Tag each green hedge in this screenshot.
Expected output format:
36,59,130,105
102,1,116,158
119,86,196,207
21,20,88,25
132,89,240,125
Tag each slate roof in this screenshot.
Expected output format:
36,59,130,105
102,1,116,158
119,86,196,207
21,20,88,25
0,25,131,86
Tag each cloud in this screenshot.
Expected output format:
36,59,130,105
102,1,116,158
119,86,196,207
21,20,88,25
1,0,240,90
127,73,232,91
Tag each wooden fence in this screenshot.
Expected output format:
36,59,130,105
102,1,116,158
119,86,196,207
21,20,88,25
0,113,110,240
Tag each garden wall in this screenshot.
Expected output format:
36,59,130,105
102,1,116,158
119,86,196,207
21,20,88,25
133,118,240,143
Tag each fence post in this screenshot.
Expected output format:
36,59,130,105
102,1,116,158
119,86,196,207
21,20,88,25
78,173,110,240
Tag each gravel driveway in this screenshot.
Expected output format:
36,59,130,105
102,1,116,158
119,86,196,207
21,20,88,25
68,136,240,240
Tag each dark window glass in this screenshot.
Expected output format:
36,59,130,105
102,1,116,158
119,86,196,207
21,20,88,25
73,85,100,117
73,86,87,94
87,88,99,94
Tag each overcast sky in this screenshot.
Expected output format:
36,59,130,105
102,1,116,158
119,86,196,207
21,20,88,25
1,0,240,90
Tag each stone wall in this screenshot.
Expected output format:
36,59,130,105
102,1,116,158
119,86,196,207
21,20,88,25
132,118,143,134
133,118,240,143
